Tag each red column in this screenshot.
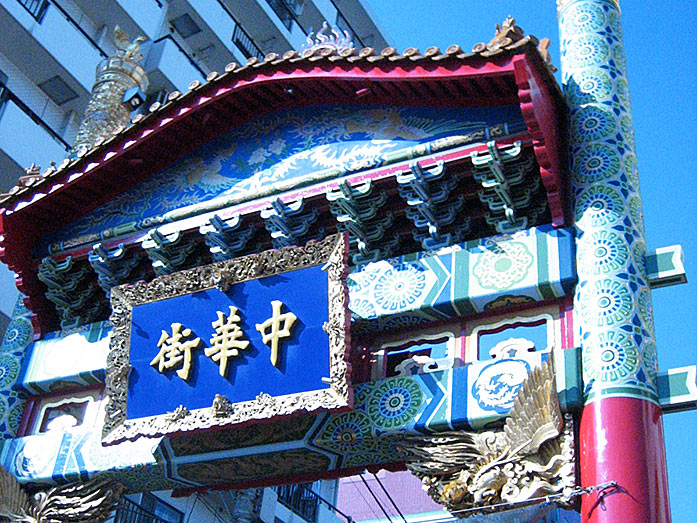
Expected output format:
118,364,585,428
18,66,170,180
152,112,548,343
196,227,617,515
580,398,669,522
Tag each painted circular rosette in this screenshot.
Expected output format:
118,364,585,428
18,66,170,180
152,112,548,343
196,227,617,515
560,0,658,403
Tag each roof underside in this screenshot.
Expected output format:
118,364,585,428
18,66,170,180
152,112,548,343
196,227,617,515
0,40,569,337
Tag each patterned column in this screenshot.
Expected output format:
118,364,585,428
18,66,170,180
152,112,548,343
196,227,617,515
557,1,670,521
0,298,33,440
71,28,148,155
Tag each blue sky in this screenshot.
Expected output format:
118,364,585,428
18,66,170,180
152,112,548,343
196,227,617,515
362,1,696,519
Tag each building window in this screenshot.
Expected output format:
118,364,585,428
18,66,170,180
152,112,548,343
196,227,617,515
170,13,201,39
37,75,79,106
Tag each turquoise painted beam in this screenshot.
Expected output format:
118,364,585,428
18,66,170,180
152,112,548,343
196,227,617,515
1,348,582,490
17,321,111,395
349,225,577,332
646,245,687,289
658,365,697,414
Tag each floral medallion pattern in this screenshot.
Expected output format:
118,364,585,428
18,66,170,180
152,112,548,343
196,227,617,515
573,143,621,184
366,378,423,431
567,35,610,68
578,279,634,328
561,0,657,402
317,411,374,454
568,3,606,34
574,184,624,228
0,354,21,389
473,241,534,291
582,330,638,385
567,69,613,105
571,106,616,142
1,315,32,353
373,263,428,312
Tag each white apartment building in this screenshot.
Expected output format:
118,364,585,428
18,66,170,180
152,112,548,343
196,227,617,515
0,0,391,336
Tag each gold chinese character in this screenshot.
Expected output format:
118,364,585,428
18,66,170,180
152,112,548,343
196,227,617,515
256,300,298,367
150,322,201,381
206,306,250,377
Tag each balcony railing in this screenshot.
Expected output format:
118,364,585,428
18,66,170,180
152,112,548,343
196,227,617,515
275,483,354,522
232,24,264,60
16,0,49,22
0,83,71,151
276,483,320,522
214,0,264,60
110,497,173,523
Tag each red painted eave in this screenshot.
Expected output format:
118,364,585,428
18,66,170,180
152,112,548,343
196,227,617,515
0,45,563,233
0,43,568,338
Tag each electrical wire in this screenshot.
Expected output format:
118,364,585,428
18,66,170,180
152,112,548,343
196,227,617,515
359,472,393,522
351,476,383,521
195,492,230,523
370,471,407,523
184,493,199,523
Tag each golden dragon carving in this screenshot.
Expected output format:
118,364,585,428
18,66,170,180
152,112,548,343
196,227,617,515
398,359,575,516
0,466,124,523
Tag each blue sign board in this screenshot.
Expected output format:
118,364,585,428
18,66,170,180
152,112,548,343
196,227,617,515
127,265,330,420
103,235,350,444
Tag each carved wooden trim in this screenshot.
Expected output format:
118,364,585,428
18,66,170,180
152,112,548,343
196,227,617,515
103,234,350,444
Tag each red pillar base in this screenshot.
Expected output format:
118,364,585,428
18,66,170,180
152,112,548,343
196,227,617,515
580,397,670,522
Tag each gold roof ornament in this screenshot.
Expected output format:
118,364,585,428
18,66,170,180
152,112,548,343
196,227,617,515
113,25,147,62
69,26,149,156
472,16,556,71
472,15,525,53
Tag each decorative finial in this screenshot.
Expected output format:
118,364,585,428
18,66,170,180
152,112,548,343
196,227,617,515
537,37,557,72
301,22,354,54
24,163,40,177
472,15,526,53
113,25,147,61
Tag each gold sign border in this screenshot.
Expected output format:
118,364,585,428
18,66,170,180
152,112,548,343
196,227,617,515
102,234,351,445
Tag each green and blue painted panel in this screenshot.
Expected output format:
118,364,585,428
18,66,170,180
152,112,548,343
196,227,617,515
18,322,110,395
155,348,581,486
0,299,33,440
0,343,581,489
1,428,172,491
349,225,576,332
